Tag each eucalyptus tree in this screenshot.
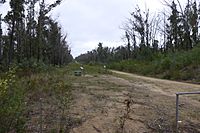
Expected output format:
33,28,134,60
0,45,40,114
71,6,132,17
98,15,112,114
4,0,25,65
123,5,162,59
189,0,198,46
168,1,180,51
125,31,131,59
130,6,145,49
36,0,62,62
0,14,2,62
26,0,39,59
0,1,5,63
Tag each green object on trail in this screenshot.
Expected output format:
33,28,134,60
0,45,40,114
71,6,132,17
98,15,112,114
74,70,82,76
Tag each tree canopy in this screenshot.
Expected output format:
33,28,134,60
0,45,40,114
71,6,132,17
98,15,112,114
0,0,73,70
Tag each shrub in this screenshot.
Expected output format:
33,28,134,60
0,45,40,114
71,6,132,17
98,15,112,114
0,67,26,132
109,46,200,81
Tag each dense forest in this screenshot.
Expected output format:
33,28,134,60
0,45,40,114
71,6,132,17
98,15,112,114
0,0,73,70
76,0,200,81
0,1,73,131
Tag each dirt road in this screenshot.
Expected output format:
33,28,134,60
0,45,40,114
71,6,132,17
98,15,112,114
68,71,200,133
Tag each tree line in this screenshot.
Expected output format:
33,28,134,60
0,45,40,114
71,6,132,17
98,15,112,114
76,0,200,63
0,0,73,69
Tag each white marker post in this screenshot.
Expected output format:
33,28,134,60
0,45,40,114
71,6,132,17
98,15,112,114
80,66,84,75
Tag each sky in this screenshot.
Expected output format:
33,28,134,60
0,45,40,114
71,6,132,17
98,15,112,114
51,0,164,57
0,0,187,57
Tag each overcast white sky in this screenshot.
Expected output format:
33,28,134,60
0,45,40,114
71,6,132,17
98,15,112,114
0,0,188,57
51,0,165,57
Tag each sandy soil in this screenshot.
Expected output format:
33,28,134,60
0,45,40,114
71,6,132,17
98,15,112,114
67,71,200,133
25,71,200,133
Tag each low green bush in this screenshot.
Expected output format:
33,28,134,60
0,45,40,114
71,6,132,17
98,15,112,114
109,46,200,81
0,67,26,132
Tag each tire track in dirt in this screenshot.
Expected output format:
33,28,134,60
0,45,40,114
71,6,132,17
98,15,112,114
111,70,200,93
69,72,200,133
